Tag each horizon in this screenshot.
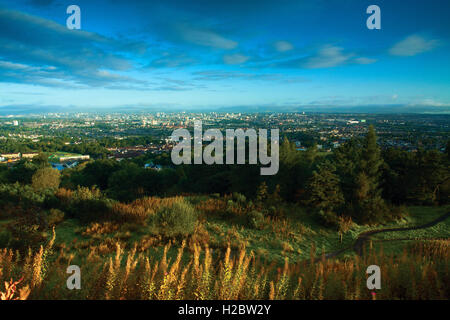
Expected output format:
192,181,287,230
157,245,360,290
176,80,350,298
0,0,450,113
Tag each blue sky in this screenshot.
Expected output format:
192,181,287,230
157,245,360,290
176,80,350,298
0,0,449,112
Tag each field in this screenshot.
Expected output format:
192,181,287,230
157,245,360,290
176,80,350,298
1,193,448,300
47,152,86,163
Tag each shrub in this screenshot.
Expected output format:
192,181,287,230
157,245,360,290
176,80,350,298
65,186,115,222
6,222,47,252
317,209,339,227
190,223,210,245
111,202,148,224
32,167,61,191
46,209,65,226
336,215,355,234
246,210,265,229
389,205,409,221
232,192,246,204
0,229,11,248
152,200,198,238
266,205,284,218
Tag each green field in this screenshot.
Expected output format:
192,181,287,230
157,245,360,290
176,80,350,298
48,152,84,162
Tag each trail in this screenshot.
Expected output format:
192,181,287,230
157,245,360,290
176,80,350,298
310,211,450,263
353,211,450,256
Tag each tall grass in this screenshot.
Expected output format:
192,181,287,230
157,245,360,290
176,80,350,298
1,235,448,300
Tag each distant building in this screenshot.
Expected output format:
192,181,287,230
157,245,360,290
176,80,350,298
48,152,90,162
22,153,39,159
1,153,21,159
58,154,89,162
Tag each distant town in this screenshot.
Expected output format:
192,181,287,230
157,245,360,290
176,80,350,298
1,113,448,170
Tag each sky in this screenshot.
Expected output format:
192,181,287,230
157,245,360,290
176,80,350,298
0,0,449,113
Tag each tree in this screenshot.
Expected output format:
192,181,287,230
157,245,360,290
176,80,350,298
356,125,386,223
361,125,384,183
276,137,315,201
32,167,61,191
32,153,49,168
305,161,344,214
334,126,387,224
7,160,37,184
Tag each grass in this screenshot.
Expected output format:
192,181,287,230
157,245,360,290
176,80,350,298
0,194,449,300
41,199,448,265
1,236,448,300
2,197,446,266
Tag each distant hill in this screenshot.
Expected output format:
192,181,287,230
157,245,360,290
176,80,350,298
214,104,450,114
0,103,449,115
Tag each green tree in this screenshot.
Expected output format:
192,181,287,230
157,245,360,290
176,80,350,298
32,167,61,191
356,125,387,223
334,138,363,206
7,159,37,184
305,161,344,214
32,153,50,168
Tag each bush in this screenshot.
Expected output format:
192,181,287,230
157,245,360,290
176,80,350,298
389,205,409,221
0,229,11,248
111,202,148,224
6,221,47,252
246,210,265,229
266,205,284,218
32,167,61,191
46,209,65,226
232,192,246,204
317,209,339,227
152,200,198,238
66,187,115,222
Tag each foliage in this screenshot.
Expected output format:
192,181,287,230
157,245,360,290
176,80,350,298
246,210,265,229
46,209,65,226
0,237,448,300
305,161,344,215
152,199,198,238
32,167,61,191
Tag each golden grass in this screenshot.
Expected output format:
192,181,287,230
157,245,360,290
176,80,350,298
1,234,448,300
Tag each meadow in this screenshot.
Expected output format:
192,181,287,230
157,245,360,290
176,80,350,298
1,190,448,300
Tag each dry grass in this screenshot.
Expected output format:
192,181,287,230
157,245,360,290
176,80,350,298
1,232,448,300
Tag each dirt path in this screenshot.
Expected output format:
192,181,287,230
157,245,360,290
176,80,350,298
309,211,450,263
353,211,450,256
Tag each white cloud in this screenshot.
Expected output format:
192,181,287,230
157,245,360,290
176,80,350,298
354,57,377,64
419,99,446,107
181,27,237,49
223,53,250,65
303,45,353,69
274,40,294,52
389,35,439,56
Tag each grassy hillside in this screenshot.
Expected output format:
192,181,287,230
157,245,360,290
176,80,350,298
0,192,448,300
